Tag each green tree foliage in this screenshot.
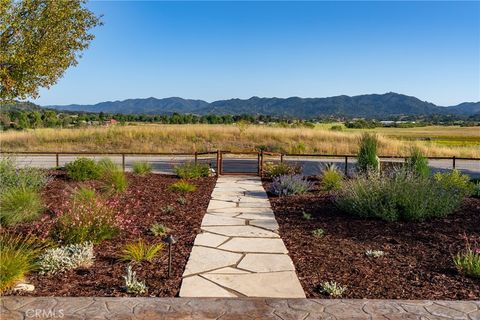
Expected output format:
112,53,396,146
0,0,102,100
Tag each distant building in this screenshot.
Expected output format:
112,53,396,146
104,119,119,126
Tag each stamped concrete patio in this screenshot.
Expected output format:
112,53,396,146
2,297,479,320
179,176,305,298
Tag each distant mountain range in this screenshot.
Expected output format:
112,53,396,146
37,92,480,119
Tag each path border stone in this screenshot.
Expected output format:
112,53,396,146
179,176,305,298
1,297,479,320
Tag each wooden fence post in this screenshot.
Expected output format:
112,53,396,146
194,152,198,165
56,153,59,168
216,150,220,177
122,154,126,172
260,151,264,177
257,152,261,176
344,156,348,176
453,156,456,170
280,154,284,163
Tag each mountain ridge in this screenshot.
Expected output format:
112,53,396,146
44,92,480,119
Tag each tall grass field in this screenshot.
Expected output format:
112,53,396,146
1,124,479,157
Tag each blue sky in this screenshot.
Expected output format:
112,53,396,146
34,1,480,106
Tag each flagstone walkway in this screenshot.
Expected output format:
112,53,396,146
179,176,306,298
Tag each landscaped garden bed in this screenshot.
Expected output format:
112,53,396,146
1,159,216,297
264,180,479,299
262,134,480,300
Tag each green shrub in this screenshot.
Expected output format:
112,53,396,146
0,158,49,194
119,240,164,263
434,170,474,197
0,187,43,226
150,223,170,237
65,158,101,181
270,174,314,196
263,162,301,177
473,181,480,198
336,170,471,222
53,191,118,244
174,162,209,179
0,233,42,293
38,242,94,275
133,161,152,175
357,133,379,173
169,180,197,193
453,240,480,278
320,164,343,191
406,147,430,177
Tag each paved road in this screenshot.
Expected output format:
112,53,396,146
2,154,479,178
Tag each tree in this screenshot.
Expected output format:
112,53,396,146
0,0,101,100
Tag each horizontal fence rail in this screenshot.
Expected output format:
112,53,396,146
1,151,479,178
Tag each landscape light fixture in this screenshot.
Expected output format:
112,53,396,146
165,235,176,278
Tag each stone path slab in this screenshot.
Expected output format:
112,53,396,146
2,297,479,320
180,176,306,298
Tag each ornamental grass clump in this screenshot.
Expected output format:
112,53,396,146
132,161,152,175
406,147,430,177
119,240,164,263
0,233,43,293
97,158,128,193
320,163,343,191
357,133,379,173
168,180,197,193
336,169,473,222
0,186,43,226
38,242,94,275
0,159,47,226
174,162,209,179
270,174,314,196
53,190,118,244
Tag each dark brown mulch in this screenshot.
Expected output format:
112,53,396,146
7,172,216,297
263,180,480,300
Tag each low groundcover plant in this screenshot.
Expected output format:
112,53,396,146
38,242,94,275
123,265,147,294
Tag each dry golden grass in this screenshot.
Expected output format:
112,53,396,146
1,124,479,157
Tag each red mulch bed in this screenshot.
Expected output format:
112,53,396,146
6,171,216,297
263,179,480,300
